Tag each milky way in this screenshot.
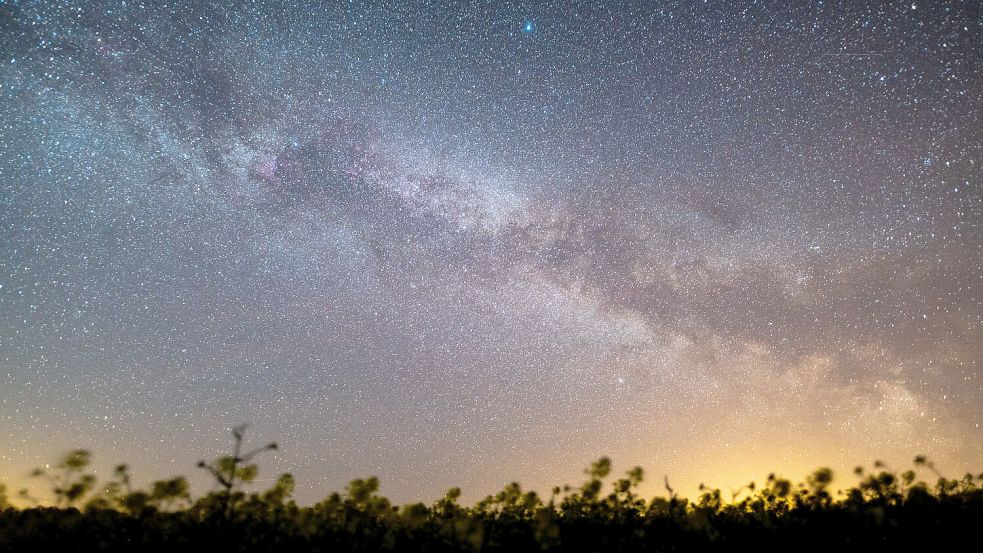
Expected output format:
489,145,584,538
1,1,981,503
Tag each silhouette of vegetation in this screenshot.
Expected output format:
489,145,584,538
29,448,97,507
196,423,278,518
1,428,980,552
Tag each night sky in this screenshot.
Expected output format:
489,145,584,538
1,0,981,504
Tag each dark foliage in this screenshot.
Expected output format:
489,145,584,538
1,430,980,552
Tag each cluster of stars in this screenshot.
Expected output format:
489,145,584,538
0,0,980,504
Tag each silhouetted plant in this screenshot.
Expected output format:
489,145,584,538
804,467,834,506
150,476,191,511
3,441,982,552
259,473,295,505
196,424,277,517
30,448,96,507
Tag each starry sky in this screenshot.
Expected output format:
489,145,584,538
1,0,981,504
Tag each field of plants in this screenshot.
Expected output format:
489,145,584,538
1,427,980,552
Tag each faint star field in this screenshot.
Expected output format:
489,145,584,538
0,0,980,503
